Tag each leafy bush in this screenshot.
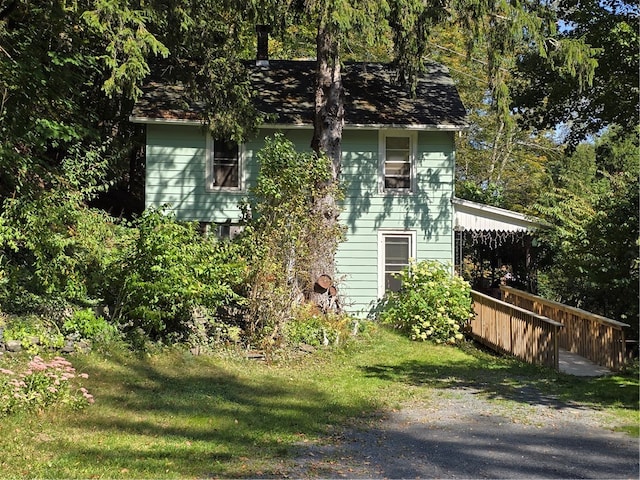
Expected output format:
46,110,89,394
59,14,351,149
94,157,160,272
62,308,117,342
108,208,247,342
0,190,128,313
0,355,94,417
284,304,356,347
379,261,473,344
2,316,64,354
180,307,243,353
241,134,344,343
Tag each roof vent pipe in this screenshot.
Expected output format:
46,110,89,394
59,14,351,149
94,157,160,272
256,25,270,67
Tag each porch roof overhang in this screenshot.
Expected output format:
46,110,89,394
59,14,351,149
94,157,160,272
452,197,543,233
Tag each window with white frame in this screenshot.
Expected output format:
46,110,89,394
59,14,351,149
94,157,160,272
380,132,416,192
378,231,416,295
207,137,241,190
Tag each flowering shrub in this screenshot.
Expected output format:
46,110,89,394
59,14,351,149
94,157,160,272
379,260,473,344
0,355,94,416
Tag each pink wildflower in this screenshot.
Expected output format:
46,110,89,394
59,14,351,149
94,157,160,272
47,386,58,393
78,373,89,379
0,368,15,375
29,356,47,371
52,357,73,369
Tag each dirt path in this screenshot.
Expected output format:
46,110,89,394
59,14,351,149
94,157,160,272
281,387,639,479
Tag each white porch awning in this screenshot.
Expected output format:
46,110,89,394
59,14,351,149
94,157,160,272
452,197,542,233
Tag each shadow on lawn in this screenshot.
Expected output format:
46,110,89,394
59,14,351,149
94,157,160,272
359,342,639,412
64,351,364,478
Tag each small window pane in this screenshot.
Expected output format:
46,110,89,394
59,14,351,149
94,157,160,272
385,237,410,264
385,273,403,292
386,137,410,150
214,164,238,187
385,176,411,189
214,140,238,159
213,139,239,188
386,151,410,163
384,162,410,176
384,235,411,293
384,136,411,191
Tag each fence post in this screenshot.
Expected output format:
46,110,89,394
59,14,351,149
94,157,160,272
553,324,560,371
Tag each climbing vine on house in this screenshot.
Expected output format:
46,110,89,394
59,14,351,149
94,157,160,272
240,134,345,345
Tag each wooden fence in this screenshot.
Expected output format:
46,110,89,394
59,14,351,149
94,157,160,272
470,290,564,370
500,286,629,371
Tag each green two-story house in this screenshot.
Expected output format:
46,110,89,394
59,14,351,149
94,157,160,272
130,58,467,316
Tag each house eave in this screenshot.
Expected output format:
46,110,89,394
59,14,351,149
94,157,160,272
344,123,467,131
130,117,468,132
452,197,544,233
129,116,204,126
263,123,468,131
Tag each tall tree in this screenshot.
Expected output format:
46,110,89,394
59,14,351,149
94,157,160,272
534,127,639,333
274,0,598,279
424,26,562,211
513,0,639,145
0,0,169,203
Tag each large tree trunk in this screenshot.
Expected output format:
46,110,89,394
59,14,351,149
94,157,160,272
308,18,344,300
311,18,344,181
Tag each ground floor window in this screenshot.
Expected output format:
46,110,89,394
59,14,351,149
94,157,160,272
378,230,416,296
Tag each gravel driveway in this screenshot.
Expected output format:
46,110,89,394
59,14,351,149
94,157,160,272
282,387,639,479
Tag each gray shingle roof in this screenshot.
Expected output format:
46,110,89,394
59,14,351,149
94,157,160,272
131,60,467,129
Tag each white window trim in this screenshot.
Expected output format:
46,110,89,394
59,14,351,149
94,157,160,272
205,135,245,192
378,130,418,194
377,230,417,297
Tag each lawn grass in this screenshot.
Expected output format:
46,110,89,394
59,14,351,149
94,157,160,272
1,325,638,478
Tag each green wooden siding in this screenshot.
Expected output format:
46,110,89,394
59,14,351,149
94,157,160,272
145,124,455,315
337,130,455,315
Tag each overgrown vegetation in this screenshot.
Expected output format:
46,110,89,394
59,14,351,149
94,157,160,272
239,134,346,346
534,127,640,336
379,261,474,344
106,208,246,346
0,135,353,353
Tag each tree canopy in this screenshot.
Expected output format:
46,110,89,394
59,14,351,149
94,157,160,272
513,0,639,145
1,0,635,335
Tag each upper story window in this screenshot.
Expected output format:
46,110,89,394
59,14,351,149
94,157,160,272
380,131,417,193
207,137,241,191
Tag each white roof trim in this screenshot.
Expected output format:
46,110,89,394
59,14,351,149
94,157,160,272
129,116,204,126
343,123,467,131
129,117,467,131
263,123,466,131
452,197,543,232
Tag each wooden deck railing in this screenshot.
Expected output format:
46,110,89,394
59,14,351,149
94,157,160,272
470,290,564,370
500,286,630,371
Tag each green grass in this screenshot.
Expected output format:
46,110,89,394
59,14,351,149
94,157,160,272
1,326,638,478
